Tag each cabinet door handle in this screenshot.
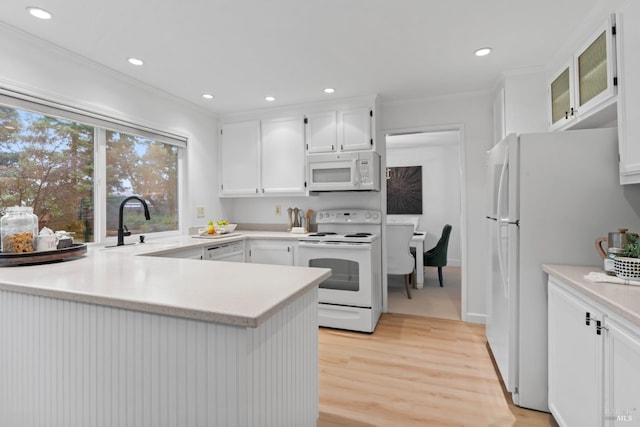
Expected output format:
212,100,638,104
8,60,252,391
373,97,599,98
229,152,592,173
570,107,576,116
596,320,608,335
586,311,592,325
565,111,569,120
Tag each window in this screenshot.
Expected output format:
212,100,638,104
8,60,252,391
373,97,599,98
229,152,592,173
106,131,179,236
0,98,183,243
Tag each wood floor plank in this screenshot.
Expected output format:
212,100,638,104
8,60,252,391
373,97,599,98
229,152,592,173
318,313,556,427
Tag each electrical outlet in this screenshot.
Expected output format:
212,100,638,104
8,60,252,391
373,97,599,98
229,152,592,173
195,206,205,218
275,205,281,216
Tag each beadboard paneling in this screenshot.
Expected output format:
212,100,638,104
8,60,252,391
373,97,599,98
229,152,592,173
0,287,318,427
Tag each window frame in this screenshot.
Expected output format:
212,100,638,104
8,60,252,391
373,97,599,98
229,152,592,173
0,89,187,245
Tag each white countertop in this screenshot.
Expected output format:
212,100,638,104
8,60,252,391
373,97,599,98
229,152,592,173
0,231,330,328
543,264,640,328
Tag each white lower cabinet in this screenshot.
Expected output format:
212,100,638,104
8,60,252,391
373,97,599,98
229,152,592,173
548,277,640,427
548,279,603,427
247,240,295,266
604,316,640,425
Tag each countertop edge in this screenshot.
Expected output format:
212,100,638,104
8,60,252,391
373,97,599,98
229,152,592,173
0,230,332,328
543,264,640,329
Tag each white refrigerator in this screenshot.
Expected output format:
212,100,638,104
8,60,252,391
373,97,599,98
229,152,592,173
485,127,640,412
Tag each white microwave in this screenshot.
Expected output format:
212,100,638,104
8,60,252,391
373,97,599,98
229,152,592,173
307,151,380,192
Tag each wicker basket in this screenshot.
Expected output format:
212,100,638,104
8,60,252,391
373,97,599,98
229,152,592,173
614,256,640,280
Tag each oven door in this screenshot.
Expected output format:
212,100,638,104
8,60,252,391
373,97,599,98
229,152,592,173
297,241,372,307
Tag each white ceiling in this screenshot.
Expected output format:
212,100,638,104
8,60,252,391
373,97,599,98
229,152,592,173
0,0,619,114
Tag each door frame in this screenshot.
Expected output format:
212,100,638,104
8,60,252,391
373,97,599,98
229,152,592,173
382,124,468,321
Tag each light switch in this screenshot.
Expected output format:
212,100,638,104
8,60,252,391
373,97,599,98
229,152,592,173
196,206,205,218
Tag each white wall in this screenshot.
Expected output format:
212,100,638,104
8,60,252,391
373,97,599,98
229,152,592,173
386,132,462,265
0,24,220,232
382,92,494,323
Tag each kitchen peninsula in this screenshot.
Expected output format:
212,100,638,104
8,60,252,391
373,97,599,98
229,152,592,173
0,239,331,427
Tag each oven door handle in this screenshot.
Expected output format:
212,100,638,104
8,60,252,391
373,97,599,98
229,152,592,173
298,241,372,249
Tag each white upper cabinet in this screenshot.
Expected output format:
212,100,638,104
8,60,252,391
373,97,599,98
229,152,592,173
617,1,640,184
548,15,617,131
305,111,337,153
260,116,306,195
219,117,306,197
305,106,373,153
219,120,261,196
338,107,373,151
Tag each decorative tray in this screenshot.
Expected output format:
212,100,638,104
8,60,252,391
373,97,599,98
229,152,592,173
0,243,87,267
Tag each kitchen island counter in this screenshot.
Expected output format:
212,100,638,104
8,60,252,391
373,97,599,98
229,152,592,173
0,235,330,427
0,232,328,328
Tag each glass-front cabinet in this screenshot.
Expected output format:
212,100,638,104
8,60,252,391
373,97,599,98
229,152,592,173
550,64,574,127
549,16,617,131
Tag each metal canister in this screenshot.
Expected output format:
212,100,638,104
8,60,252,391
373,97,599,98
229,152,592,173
608,228,631,250
605,247,623,276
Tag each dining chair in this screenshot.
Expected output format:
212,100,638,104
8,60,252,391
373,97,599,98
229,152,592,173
422,224,452,287
385,223,416,299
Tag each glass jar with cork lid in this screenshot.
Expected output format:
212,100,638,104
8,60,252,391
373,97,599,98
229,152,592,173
0,206,39,253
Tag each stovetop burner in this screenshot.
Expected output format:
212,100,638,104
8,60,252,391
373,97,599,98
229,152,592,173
308,232,337,237
344,233,372,238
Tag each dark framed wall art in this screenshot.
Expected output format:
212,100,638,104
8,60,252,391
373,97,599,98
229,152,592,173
386,166,423,214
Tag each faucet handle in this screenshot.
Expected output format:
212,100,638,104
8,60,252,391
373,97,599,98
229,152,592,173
123,225,131,237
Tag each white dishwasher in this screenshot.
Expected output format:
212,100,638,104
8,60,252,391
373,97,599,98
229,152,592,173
202,241,245,262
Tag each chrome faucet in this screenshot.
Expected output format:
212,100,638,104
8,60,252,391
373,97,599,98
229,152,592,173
117,196,151,246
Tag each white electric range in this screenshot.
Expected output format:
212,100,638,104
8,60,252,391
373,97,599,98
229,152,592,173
297,209,382,333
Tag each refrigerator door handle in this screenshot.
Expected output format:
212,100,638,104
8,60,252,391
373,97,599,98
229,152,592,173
496,149,510,298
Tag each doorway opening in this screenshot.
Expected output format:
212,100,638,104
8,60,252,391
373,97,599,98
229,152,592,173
383,127,466,321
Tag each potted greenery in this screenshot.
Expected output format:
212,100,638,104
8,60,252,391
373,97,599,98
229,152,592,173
615,233,640,280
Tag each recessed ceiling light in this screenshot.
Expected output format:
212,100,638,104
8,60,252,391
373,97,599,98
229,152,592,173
127,57,144,66
26,6,52,20
265,96,276,102
324,88,335,94
202,93,214,100
474,47,492,57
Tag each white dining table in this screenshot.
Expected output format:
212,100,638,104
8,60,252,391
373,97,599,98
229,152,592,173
410,232,427,288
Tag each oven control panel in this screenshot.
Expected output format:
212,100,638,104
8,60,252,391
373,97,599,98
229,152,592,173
315,209,381,224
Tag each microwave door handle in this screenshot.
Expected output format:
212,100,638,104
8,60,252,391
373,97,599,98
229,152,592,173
352,159,359,186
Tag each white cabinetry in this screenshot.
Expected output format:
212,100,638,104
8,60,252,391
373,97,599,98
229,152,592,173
548,16,617,131
604,317,640,425
492,71,548,144
548,279,603,427
261,116,306,195
219,117,306,197
248,240,295,266
305,106,372,153
548,276,640,427
617,1,640,184
219,120,261,196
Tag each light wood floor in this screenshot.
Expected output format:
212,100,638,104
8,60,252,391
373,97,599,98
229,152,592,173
317,313,557,427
